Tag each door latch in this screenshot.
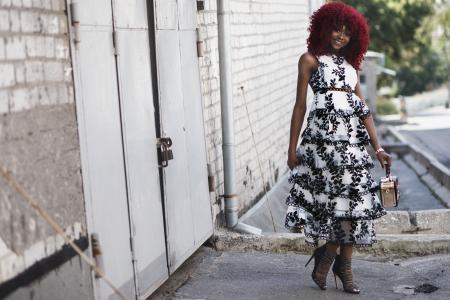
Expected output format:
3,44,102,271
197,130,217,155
157,137,174,168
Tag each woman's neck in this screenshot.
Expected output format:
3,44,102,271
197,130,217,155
327,46,344,56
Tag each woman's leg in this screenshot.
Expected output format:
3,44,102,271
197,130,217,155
326,241,339,255
335,244,360,293
311,242,338,289
340,243,352,259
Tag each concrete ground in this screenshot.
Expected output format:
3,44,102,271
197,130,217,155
149,100,450,300
150,246,450,300
397,105,450,169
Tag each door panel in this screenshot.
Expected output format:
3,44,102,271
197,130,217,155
155,0,178,30
74,0,214,296
179,31,213,243
178,0,197,30
115,28,168,298
77,0,113,26
154,0,213,274
155,29,196,272
113,0,148,29
76,28,135,299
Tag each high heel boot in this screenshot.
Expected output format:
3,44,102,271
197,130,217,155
305,244,335,290
332,254,360,294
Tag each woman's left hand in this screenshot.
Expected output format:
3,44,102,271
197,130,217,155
376,151,392,169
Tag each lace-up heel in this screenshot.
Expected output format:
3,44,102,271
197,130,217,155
305,245,335,290
332,254,360,294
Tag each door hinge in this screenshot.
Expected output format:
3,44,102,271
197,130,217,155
112,30,119,56
91,233,105,279
69,2,81,44
130,237,137,263
196,28,204,57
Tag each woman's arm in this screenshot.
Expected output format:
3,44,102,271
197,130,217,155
354,78,392,169
287,53,317,170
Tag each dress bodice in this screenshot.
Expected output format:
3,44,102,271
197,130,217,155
309,54,358,94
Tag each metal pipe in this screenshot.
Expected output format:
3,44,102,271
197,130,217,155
217,0,239,227
234,222,263,236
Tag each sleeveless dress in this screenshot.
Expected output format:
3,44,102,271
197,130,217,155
284,53,386,247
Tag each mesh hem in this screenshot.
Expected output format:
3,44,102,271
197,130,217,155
283,223,379,248
284,202,387,222
304,238,378,248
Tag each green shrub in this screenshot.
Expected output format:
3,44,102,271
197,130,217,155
376,98,399,115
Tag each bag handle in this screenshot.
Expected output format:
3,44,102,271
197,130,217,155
384,162,391,177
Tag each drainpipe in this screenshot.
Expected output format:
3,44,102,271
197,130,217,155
217,0,238,228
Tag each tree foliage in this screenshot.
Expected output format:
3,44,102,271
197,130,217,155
341,0,449,95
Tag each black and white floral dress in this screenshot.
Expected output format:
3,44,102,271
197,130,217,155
284,54,386,247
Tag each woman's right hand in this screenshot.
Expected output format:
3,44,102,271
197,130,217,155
287,151,300,170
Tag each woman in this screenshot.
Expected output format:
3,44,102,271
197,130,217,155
284,2,392,294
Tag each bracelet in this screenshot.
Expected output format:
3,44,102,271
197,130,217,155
375,147,385,154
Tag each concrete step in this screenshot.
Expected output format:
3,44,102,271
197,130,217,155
211,229,450,259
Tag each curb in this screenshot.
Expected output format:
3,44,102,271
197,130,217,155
211,229,450,258
375,209,450,234
387,126,450,207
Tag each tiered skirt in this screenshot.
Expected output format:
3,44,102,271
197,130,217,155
285,92,386,247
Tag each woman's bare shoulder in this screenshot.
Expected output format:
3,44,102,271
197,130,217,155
298,52,319,70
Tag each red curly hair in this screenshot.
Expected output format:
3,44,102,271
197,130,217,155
307,2,369,70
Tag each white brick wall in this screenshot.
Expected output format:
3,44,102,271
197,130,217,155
198,0,314,222
0,1,72,114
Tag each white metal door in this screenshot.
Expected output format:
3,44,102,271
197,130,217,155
73,23,136,300
112,0,169,298
71,0,168,298
154,0,213,273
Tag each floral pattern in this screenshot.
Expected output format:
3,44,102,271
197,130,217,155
284,54,386,247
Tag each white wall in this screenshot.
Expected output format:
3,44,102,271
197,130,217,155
198,0,320,222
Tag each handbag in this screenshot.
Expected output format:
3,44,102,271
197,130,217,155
379,163,399,208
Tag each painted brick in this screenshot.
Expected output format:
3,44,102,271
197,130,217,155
67,83,73,103
0,10,10,31
44,36,55,58
39,84,54,105
40,13,59,34
20,10,40,33
54,37,69,59
22,0,31,8
25,60,44,83
9,9,20,32
63,62,72,82
15,62,26,84
32,0,41,8
9,88,32,111
0,38,5,59
30,85,49,105
0,90,9,113
58,14,67,34
57,83,68,103
42,0,51,10
26,35,46,57
51,0,61,11
5,36,26,59
43,61,63,82
0,63,15,88
0,0,83,289
1,0,12,7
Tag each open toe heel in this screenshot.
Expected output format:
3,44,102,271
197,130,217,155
306,245,335,290
332,255,360,294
